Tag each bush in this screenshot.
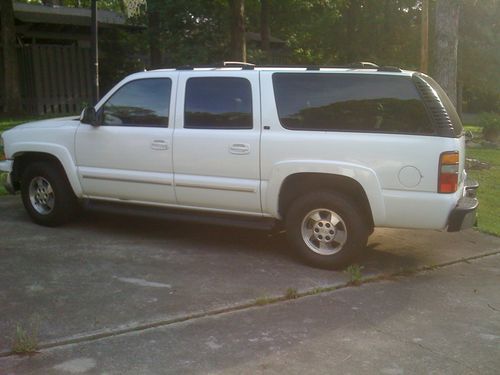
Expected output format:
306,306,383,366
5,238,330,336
478,112,500,141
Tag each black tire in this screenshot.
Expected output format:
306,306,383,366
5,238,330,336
285,191,369,269
20,161,79,227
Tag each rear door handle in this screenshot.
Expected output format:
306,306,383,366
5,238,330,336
229,143,250,155
151,140,168,151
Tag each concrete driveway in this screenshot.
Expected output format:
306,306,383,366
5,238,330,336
0,195,499,373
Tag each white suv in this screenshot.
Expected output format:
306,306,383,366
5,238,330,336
0,63,478,268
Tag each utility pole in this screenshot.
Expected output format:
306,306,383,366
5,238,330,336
420,0,429,73
91,0,99,105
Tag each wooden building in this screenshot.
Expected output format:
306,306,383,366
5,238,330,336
0,2,134,115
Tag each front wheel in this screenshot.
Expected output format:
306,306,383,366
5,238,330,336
286,191,369,269
21,161,79,227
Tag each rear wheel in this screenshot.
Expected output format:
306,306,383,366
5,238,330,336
286,191,369,269
21,161,79,226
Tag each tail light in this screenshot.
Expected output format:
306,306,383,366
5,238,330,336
438,151,459,193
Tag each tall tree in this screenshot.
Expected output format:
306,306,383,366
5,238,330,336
260,0,270,52
229,0,246,61
434,0,461,106
1,0,23,115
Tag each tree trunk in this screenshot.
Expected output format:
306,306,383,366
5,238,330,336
434,0,461,107
260,0,270,52
229,0,246,62
1,0,23,115
148,5,162,69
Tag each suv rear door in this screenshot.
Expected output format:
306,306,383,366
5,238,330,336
172,70,262,214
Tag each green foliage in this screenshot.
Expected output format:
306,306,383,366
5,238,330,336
466,147,500,237
345,264,364,285
13,0,500,112
460,0,500,113
478,112,500,141
11,322,39,354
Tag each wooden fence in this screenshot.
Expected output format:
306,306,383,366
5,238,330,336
0,45,92,115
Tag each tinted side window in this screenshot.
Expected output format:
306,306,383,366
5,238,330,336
100,78,171,127
273,73,434,135
184,77,252,129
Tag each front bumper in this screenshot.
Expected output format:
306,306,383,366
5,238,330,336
0,159,15,194
447,178,479,232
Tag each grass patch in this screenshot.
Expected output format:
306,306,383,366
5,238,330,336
344,264,364,286
466,147,500,236
464,124,483,139
11,322,39,354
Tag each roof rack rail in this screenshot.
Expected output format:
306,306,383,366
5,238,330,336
349,62,379,69
378,66,402,72
175,62,256,70
172,62,402,72
223,61,255,69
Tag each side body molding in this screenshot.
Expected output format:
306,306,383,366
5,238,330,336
263,160,386,224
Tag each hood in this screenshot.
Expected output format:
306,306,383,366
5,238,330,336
11,116,80,130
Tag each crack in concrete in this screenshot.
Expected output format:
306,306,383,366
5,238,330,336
1,249,499,358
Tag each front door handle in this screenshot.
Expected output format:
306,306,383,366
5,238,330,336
151,140,168,151
229,143,250,155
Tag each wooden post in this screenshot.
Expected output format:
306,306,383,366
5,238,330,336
420,0,429,73
91,0,99,105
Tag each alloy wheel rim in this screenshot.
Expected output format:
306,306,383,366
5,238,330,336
29,176,55,215
301,208,347,255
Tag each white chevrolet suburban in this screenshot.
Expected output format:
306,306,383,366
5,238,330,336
0,63,478,268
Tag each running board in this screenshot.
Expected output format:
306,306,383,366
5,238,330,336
84,200,279,231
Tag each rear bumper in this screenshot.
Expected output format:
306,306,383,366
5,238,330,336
447,178,479,232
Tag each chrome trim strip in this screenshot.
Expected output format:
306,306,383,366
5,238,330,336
82,175,172,186
175,182,256,193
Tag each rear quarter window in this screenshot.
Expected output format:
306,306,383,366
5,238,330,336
272,73,434,135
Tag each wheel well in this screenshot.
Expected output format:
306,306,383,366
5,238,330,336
11,152,65,191
278,173,374,230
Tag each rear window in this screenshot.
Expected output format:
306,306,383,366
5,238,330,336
272,73,434,135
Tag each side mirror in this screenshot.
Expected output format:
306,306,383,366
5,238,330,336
465,130,473,142
80,106,98,126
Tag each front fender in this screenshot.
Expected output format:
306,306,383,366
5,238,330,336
263,160,386,225
11,142,83,197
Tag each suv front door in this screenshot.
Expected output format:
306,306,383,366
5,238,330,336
75,75,177,204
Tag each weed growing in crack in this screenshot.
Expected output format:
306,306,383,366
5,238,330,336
285,288,299,300
345,264,364,286
12,320,39,354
